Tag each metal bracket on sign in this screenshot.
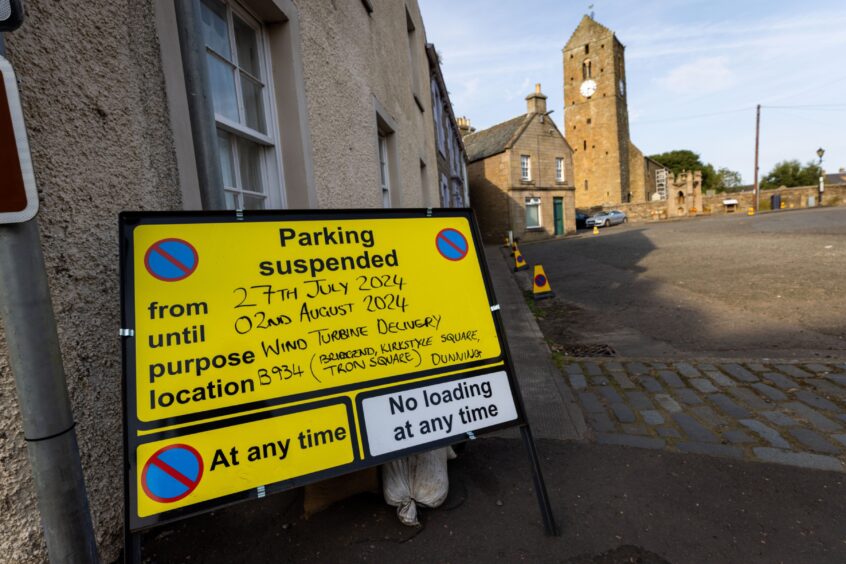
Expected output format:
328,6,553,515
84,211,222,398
119,328,135,337
257,485,266,498
466,431,476,440
426,208,432,217
490,304,501,312
235,209,244,221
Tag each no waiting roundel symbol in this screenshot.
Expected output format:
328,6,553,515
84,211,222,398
435,228,469,261
141,444,204,503
144,238,199,281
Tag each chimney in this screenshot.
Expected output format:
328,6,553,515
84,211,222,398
456,116,475,137
526,83,547,114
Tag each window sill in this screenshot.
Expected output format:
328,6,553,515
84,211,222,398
525,226,544,231
520,179,534,185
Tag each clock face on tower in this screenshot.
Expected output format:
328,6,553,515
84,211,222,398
579,79,597,98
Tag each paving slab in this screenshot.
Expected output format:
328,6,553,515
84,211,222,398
753,447,844,472
788,428,841,454
720,363,758,383
775,364,814,379
672,413,719,443
689,378,718,394
741,419,791,449
785,402,842,433
761,372,799,390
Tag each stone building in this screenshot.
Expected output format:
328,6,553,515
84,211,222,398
563,15,701,212
0,0,444,560
426,43,468,207
463,84,576,243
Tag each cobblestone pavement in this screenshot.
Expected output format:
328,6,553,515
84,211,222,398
563,359,846,472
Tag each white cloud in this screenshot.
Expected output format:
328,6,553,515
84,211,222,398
658,57,734,94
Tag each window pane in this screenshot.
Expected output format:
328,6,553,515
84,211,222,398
217,130,236,187
526,205,539,227
234,16,261,78
378,135,389,189
207,54,239,121
240,74,267,133
236,137,265,194
200,0,231,59
243,193,266,210
224,189,239,210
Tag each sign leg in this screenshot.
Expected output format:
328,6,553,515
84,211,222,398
124,528,141,564
520,424,559,536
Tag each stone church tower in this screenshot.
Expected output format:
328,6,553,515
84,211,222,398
564,16,642,208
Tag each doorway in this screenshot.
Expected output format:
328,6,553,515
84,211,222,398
553,197,564,235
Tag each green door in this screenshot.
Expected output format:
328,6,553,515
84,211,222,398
553,197,564,235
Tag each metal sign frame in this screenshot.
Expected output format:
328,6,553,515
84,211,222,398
120,208,555,545
0,55,38,223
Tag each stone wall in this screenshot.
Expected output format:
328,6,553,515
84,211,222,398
597,184,846,224
468,153,511,242
701,184,846,213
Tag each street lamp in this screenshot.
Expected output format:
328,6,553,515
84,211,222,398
817,147,825,206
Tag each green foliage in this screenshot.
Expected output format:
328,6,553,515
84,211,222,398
648,149,719,192
760,160,822,189
715,167,743,191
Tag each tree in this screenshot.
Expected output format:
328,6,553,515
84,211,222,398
760,160,822,189
648,150,718,192
714,167,743,192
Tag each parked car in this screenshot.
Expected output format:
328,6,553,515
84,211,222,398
575,212,590,229
586,210,627,228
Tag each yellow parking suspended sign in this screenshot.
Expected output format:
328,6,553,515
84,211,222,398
120,209,525,531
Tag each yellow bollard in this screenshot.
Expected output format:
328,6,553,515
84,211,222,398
780,201,785,209
513,247,529,272
593,225,599,235
747,207,755,216
532,264,554,300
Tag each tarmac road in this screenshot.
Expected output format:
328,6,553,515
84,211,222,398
520,207,846,360
142,438,846,563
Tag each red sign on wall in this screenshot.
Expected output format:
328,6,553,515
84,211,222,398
0,55,38,224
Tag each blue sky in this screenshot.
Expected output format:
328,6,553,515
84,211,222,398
419,0,846,183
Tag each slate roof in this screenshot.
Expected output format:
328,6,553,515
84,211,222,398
463,114,530,163
825,171,846,185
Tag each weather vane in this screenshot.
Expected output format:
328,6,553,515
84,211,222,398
588,4,595,18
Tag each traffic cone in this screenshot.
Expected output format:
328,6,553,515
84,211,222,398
592,225,599,235
504,236,510,248
532,264,554,300
513,247,529,271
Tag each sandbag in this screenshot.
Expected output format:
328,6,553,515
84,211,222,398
382,446,457,526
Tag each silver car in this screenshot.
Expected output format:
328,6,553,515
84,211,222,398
586,210,627,228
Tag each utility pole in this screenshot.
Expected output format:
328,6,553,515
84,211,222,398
753,104,761,214
0,34,99,563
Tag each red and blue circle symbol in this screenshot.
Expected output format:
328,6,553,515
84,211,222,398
534,274,547,287
517,254,525,264
144,238,199,282
141,444,204,503
435,228,469,261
